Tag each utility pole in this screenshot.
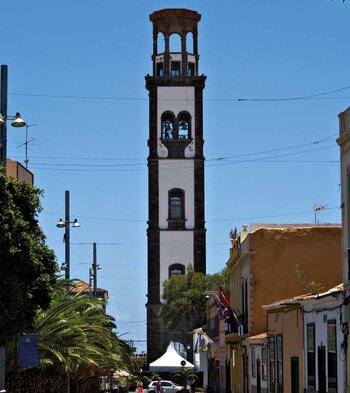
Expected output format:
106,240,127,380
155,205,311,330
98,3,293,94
93,242,97,297
0,65,8,168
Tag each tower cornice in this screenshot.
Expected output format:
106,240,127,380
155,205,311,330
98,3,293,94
145,75,206,90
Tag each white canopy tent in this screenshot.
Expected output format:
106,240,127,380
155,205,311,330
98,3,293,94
149,342,195,372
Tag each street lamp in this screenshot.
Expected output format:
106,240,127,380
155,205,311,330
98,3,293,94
0,65,27,168
56,190,81,279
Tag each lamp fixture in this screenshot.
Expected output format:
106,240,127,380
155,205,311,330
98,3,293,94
72,218,81,228
11,112,26,128
56,218,81,228
61,263,68,271
56,218,65,228
0,112,26,128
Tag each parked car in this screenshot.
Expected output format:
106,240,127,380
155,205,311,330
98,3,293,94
148,380,184,393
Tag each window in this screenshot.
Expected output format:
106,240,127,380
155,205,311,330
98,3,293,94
178,112,191,139
186,32,194,53
171,61,181,76
269,335,276,393
251,347,256,378
160,111,192,140
188,62,195,76
262,348,267,381
328,320,337,391
157,62,164,76
169,189,184,220
276,335,283,393
169,33,181,52
169,263,185,277
157,32,165,53
161,113,175,140
347,170,350,280
307,324,316,389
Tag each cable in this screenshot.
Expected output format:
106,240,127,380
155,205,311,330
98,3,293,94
14,134,337,166
26,142,338,172
9,85,350,102
43,206,341,225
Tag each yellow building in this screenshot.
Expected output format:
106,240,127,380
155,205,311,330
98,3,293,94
6,158,33,184
226,223,342,393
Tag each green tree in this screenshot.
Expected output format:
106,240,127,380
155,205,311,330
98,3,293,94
208,266,230,292
295,264,324,294
159,264,210,331
0,170,57,345
34,279,138,376
6,279,138,391
159,264,230,331
172,367,198,387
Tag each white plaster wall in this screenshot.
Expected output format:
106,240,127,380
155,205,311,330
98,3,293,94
249,346,267,391
303,298,344,391
188,54,196,63
158,159,194,229
169,53,182,61
158,86,195,148
340,138,350,283
159,231,193,299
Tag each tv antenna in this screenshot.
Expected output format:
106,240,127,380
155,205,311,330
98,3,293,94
313,204,325,224
16,123,38,168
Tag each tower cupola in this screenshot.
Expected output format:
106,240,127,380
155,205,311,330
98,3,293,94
150,9,201,77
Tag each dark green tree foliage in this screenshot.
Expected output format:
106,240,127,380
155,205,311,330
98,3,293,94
159,264,209,331
208,266,231,292
0,171,57,344
33,279,138,375
159,264,230,331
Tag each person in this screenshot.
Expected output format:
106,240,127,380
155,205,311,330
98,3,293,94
190,377,196,393
186,379,191,393
155,379,163,393
137,379,143,393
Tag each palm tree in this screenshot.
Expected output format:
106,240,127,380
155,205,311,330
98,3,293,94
172,367,198,388
35,279,137,375
6,279,138,392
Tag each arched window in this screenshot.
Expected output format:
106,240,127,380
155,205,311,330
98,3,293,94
178,112,191,139
169,33,182,52
186,32,194,53
157,32,165,53
169,263,185,277
169,189,184,220
161,112,175,140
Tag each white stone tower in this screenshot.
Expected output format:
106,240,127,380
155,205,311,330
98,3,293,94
146,8,206,363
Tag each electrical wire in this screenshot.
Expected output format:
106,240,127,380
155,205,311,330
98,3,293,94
9,85,350,102
43,205,341,225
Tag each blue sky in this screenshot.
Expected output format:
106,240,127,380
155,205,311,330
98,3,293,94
3,0,349,353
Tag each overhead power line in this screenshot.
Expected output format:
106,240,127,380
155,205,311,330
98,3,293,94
43,205,341,225
9,85,350,102
23,135,339,172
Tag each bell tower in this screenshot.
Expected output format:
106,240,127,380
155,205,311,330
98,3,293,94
146,9,206,363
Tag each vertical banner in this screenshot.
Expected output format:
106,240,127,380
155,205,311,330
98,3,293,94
17,334,38,368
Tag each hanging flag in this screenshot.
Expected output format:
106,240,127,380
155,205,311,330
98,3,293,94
213,288,235,321
193,329,214,353
216,288,242,327
194,335,200,353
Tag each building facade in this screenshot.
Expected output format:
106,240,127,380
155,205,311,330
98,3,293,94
337,106,350,392
146,9,206,363
226,224,342,393
302,285,345,393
